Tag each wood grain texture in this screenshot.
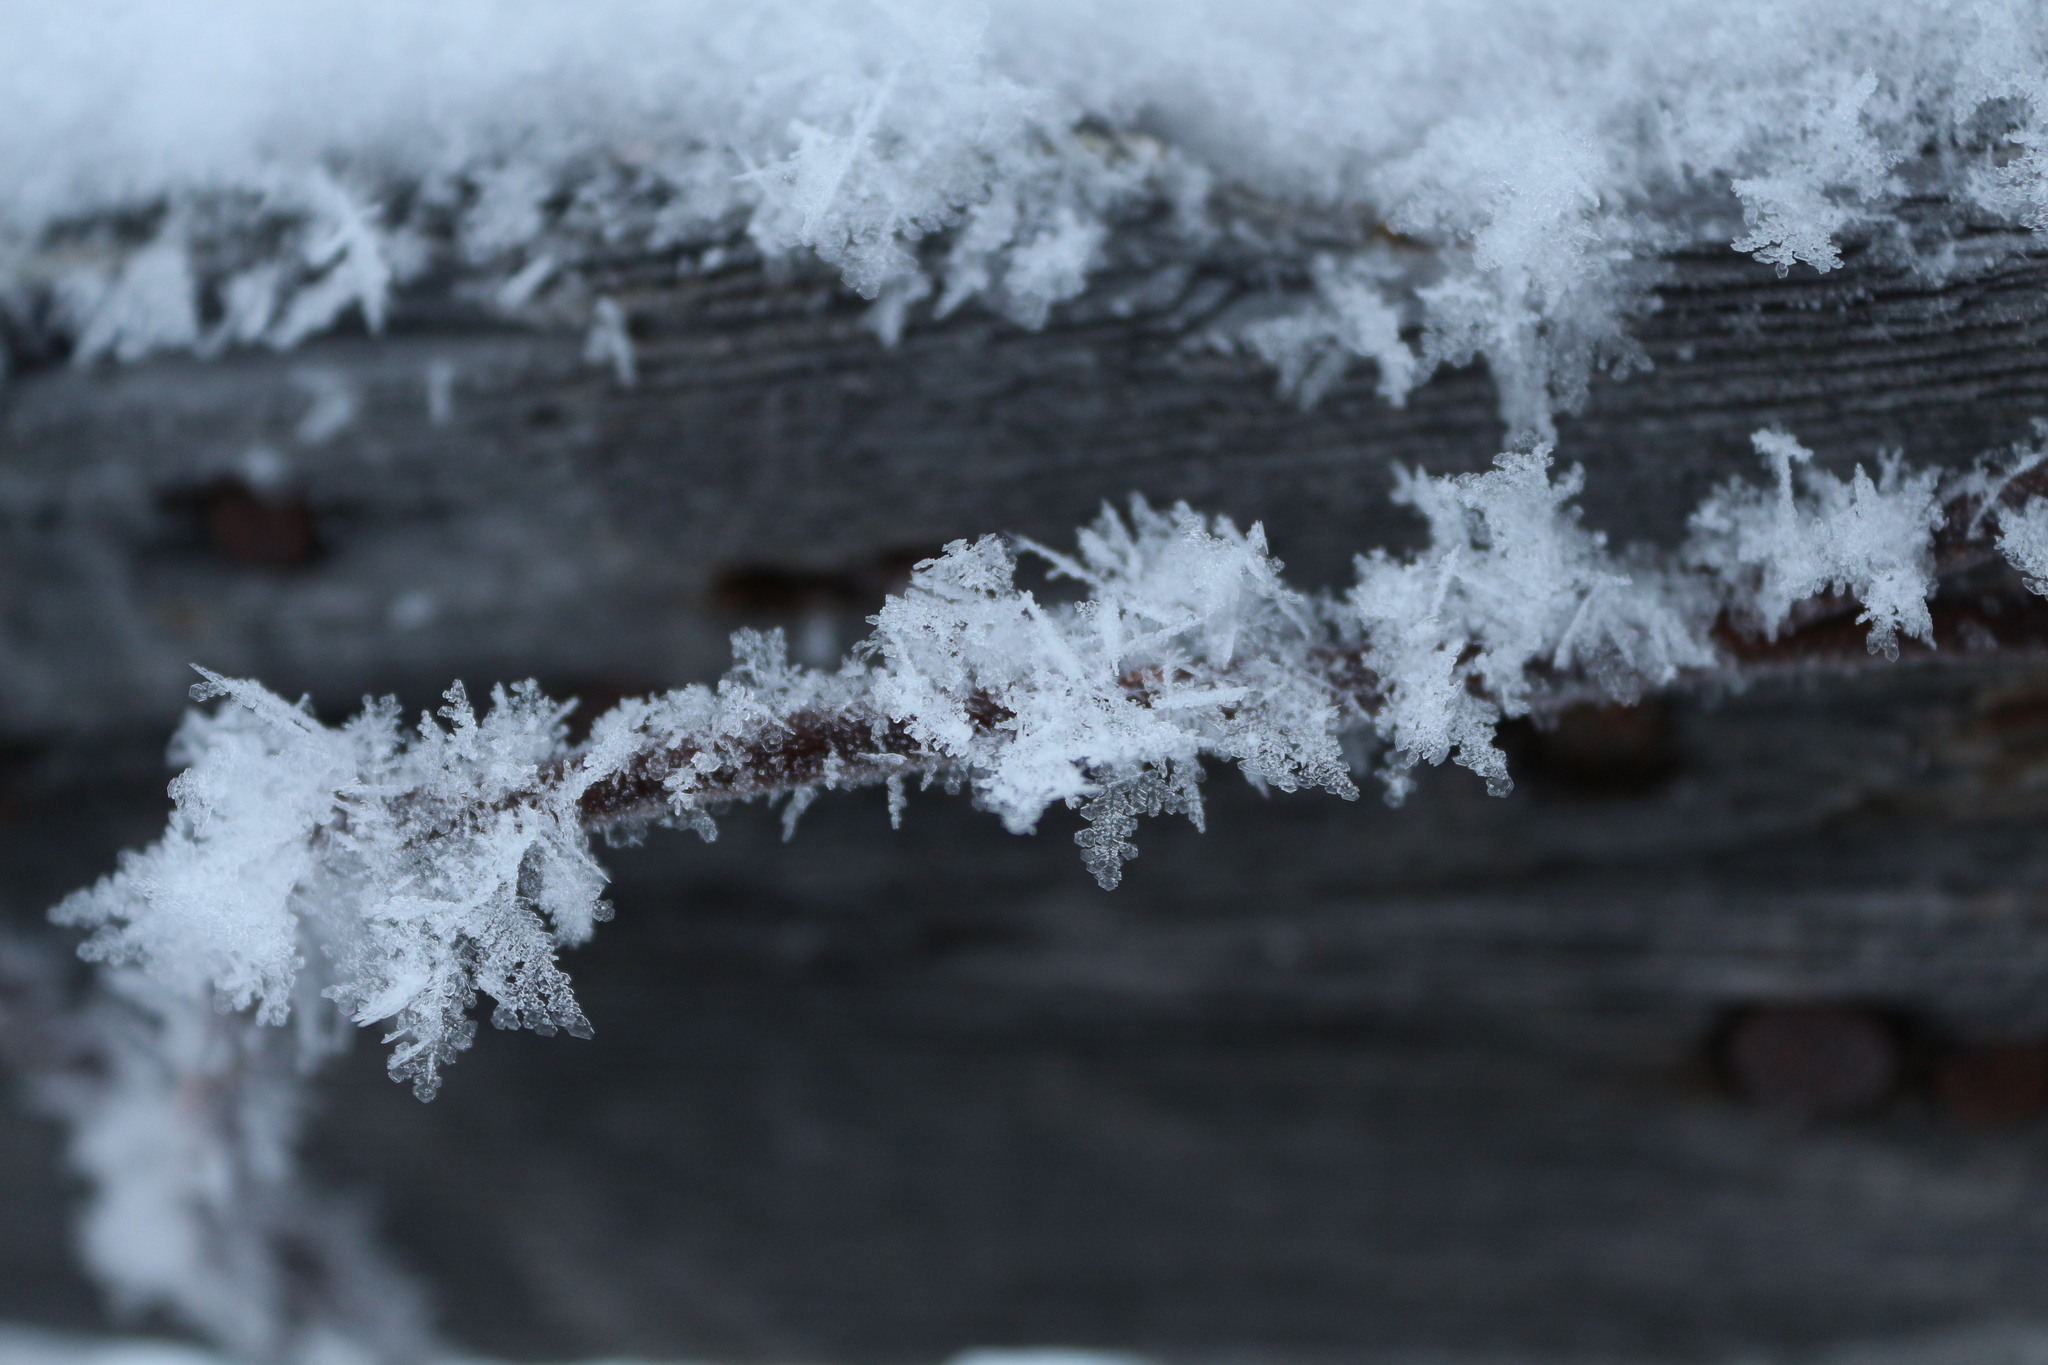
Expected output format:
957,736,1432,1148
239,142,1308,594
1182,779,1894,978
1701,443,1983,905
5,219,2048,735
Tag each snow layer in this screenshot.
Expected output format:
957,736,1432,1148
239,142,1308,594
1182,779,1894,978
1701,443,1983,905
5,2,2048,426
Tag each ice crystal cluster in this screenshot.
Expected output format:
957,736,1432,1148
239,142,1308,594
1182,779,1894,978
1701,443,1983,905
1350,452,1717,800
56,672,605,1102
871,508,1357,884
1687,431,1948,658
6,2,2048,428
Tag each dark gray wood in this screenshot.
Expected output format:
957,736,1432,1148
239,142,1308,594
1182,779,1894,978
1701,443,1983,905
9,222,2048,1363
4,220,2048,738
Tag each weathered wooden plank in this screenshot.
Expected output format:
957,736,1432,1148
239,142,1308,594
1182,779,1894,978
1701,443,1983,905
5,225,2048,737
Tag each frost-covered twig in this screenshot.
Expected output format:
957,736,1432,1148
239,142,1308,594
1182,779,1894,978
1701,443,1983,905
52,429,2048,1101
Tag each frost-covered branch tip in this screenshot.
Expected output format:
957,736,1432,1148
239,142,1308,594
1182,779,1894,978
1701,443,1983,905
0,947,430,1365
50,431,2048,1106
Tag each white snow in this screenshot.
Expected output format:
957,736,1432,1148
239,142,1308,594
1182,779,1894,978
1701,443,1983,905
2001,497,2048,593
21,967,425,1362
4,3,2048,426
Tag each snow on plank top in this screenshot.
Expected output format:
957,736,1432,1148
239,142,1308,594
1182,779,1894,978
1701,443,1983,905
5,1,2048,429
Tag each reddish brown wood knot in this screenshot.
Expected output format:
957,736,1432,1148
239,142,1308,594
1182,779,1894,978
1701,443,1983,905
1936,1041,2048,1128
1518,700,1678,796
200,479,323,569
1720,1005,1901,1120
711,551,926,616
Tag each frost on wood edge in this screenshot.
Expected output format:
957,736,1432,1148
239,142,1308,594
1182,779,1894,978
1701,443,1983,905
52,427,2048,1103
13,3,2048,431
